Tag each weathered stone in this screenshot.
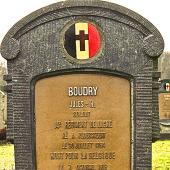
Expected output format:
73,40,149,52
0,0,164,169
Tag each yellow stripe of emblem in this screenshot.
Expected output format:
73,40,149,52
75,23,89,59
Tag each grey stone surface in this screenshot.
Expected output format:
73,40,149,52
159,52,170,79
0,0,164,169
0,38,20,60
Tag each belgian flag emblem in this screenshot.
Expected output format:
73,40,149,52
165,83,170,92
64,22,101,60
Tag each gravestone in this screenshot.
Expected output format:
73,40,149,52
159,79,170,139
0,0,164,170
158,52,170,80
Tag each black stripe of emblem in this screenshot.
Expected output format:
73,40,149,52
64,24,76,58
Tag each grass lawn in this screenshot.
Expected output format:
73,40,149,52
0,140,170,170
0,142,15,170
152,140,170,170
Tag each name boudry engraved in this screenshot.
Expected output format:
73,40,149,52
68,86,98,96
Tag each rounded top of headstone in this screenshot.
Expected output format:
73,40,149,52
0,0,164,60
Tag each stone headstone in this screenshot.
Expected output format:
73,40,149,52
159,79,170,139
0,0,164,169
158,52,170,139
158,53,170,79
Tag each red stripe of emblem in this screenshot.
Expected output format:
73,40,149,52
88,23,101,58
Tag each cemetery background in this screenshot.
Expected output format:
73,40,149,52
0,0,170,170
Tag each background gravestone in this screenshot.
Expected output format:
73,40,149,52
159,53,170,80
0,64,7,130
0,0,164,169
159,79,170,139
158,53,170,139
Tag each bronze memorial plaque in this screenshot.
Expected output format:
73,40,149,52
35,74,131,170
159,93,170,120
